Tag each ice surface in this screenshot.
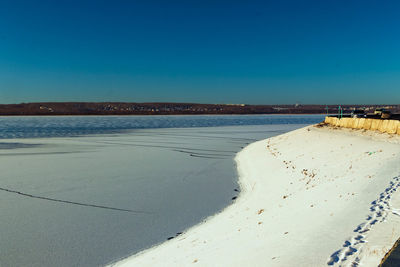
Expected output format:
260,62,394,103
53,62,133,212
0,114,324,139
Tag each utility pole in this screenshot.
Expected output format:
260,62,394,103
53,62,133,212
338,105,343,118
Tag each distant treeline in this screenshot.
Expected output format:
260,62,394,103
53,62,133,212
0,102,398,116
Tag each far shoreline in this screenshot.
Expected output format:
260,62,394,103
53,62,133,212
0,113,327,117
1,102,396,117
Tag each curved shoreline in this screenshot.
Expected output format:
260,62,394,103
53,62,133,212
112,125,400,266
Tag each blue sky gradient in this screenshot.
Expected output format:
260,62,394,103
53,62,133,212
0,0,399,104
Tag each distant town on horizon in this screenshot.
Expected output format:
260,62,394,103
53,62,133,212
0,102,399,116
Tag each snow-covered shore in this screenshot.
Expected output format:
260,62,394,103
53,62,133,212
112,125,400,267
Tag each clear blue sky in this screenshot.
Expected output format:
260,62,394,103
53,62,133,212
0,0,399,104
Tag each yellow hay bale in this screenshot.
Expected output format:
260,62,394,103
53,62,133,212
363,119,373,130
386,120,399,134
333,117,340,126
370,119,381,131
339,118,346,127
324,117,332,124
356,118,365,129
349,118,357,128
378,120,389,133
344,118,353,128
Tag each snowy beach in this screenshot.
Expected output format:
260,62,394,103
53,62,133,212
114,125,400,267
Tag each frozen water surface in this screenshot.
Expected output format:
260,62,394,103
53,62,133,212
0,115,324,266
0,114,323,139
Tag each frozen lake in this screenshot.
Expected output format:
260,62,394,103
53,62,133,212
0,115,324,266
